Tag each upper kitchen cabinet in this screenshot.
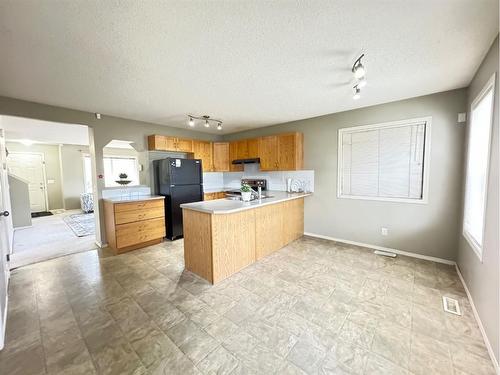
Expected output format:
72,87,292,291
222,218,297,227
212,142,230,172
247,138,259,158
148,135,193,152
193,140,213,172
229,140,244,171
259,132,303,171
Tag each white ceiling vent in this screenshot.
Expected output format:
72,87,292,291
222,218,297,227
442,296,462,316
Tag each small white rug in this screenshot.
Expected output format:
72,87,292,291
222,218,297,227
63,213,95,237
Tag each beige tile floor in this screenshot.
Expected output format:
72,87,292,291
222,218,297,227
0,236,495,375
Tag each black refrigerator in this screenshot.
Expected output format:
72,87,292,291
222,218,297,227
153,158,203,240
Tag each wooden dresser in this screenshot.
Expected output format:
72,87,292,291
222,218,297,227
103,196,166,254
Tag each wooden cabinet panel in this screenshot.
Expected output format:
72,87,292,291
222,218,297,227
116,220,166,248
258,136,279,171
114,199,164,212
282,198,304,244
115,206,164,225
204,193,215,201
165,137,177,151
229,141,243,172
176,138,193,152
213,142,230,172
211,209,256,283
194,140,213,172
216,192,226,199
255,203,284,260
148,135,167,151
183,209,213,283
278,133,303,171
247,138,259,158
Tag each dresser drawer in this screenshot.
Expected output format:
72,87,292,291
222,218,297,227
114,206,164,225
116,218,166,248
114,199,164,213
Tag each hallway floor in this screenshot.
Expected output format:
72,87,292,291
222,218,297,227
0,237,495,374
11,210,97,268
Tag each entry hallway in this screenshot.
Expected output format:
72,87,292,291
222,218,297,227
0,237,495,375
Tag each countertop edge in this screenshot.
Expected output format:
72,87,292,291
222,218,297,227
102,195,165,203
181,193,311,214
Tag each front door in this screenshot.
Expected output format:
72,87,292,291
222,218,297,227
7,152,47,212
0,127,12,350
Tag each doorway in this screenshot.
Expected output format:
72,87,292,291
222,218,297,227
6,152,48,213
0,116,100,268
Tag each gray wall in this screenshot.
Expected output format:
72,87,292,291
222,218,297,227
60,144,87,210
457,36,499,363
224,89,467,261
0,96,221,244
8,174,31,228
6,142,64,210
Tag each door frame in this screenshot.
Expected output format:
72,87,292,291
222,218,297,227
7,151,50,213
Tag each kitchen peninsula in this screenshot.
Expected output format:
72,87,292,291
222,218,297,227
181,191,310,283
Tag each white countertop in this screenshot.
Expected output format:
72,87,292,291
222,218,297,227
181,191,311,214
103,195,165,203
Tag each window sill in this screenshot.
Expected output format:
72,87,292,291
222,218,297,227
337,194,428,205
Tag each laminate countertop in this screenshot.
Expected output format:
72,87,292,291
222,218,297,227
102,195,165,203
180,191,311,214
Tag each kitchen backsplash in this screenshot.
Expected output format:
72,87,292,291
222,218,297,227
203,164,314,192
102,185,152,199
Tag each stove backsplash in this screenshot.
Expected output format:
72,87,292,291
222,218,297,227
208,163,314,192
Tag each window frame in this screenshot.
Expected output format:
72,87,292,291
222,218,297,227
337,116,432,204
82,154,141,189
462,73,496,262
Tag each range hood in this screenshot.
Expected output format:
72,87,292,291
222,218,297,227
231,158,260,165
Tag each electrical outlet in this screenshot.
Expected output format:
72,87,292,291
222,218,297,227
381,227,388,236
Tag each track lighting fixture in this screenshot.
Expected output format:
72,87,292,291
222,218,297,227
351,54,367,99
187,114,223,130
353,85,361,100
352,54,366,79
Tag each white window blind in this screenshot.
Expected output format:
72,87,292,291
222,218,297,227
463,74,495,260
338,118,430,202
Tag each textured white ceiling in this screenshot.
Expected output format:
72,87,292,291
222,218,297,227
1,116,89,145
0,1,497,134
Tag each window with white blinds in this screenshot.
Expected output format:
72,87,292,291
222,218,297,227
338,117,431,203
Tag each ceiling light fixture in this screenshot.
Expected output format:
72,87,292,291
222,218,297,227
187,114,223,131
353,85,361,100
352,54,366,79
357,77,367,88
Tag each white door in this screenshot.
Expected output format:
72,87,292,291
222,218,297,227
0,127,12,350
7,153,47,212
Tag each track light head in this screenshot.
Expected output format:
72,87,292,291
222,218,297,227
188,117,194,127
204,120,210,128
217,122,222,131
352,54,366,79
353,85,361,100
357,77,367,88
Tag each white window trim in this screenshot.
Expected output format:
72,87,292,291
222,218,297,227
337,116,432,204
462,73,496,262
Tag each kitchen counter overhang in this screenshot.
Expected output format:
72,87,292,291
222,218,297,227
181,191,310,284
180,191,311,214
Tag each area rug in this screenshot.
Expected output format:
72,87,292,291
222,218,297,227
63,212,95,237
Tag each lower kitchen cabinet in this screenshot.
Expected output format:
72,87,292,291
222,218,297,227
103,197,166,254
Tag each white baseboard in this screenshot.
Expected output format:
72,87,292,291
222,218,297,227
304,232,456,265
455,265,500,374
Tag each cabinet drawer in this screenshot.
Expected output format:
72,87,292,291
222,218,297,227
114,199,164,213
115,206,164,225
116,218,166,248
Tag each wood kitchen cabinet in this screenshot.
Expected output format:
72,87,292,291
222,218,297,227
193,140,213,172
212,142,230,171
103,197,166,254
148,135,193,152
247,138,259,158
203,191,226,201
229,141,243,171
258,132,303,171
